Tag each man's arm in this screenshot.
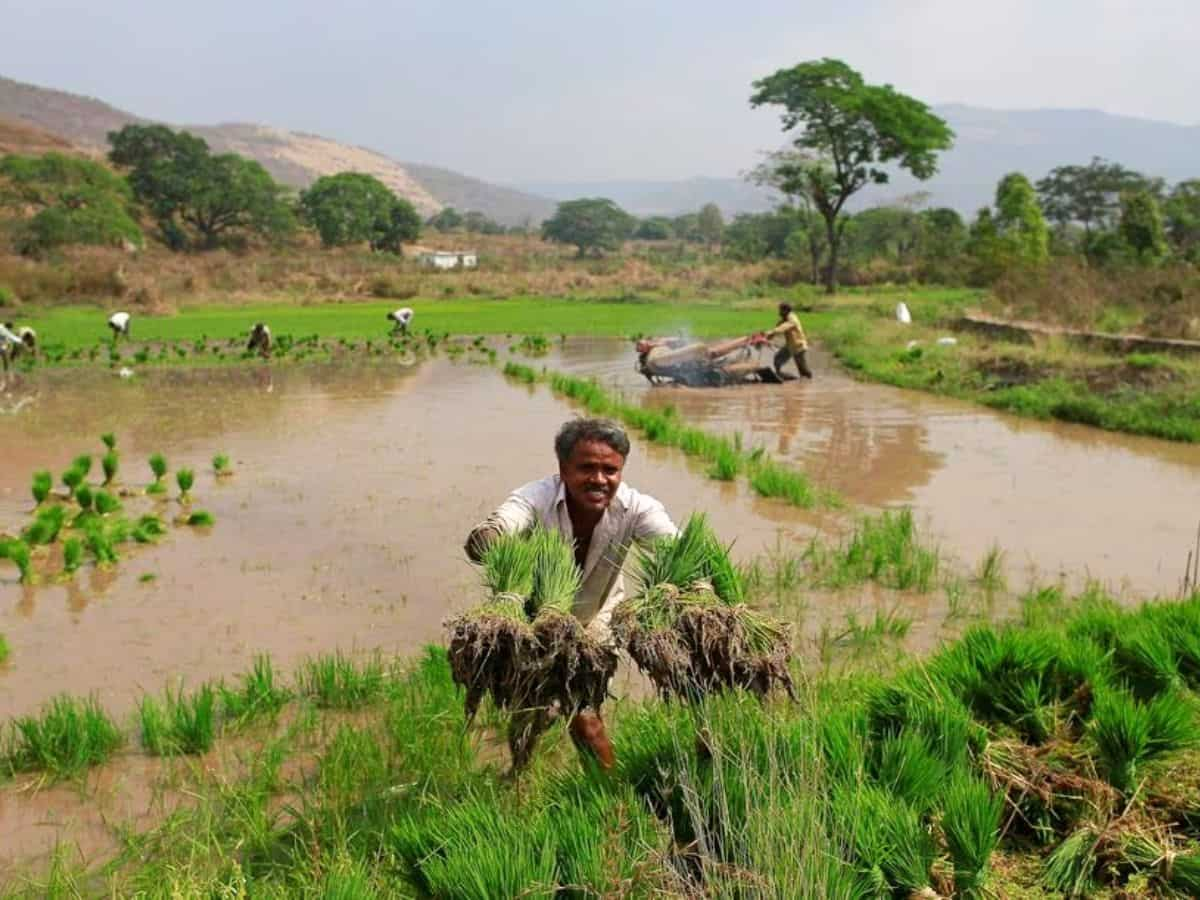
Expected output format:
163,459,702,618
463,492,537,562
630,494,679,545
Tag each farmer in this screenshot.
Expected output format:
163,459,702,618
464,417,679,768
247,322,272,358
767,302,813,379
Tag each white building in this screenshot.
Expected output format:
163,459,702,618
417,250,478,270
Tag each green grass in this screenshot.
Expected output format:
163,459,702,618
219,655,291,724
300,653,386,709
5,694,124,778
809,508,940,592
0,634,8,665
139,683,218,756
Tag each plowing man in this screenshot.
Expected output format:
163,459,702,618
464,418,679,768
767,302,813,379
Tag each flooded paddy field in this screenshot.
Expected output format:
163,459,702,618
549,338,1200,597
1,339,1198,881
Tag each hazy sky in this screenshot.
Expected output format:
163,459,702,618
4,0,1196,184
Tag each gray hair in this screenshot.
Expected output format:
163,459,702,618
554,418,631,463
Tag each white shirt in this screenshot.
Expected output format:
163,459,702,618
109,312,130,331
469,475,678,639
392,308,413,324
0,324,18,348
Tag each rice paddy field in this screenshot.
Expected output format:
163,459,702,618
1,310,1199,896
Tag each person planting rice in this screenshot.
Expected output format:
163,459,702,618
766,302,813,379
462,418,678,769
247,322,272,358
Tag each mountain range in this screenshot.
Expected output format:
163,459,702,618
2,74,1198,223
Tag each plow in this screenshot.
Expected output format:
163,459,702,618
635,333,793,386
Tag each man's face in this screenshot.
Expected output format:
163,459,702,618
560,439,625,515
778,304,789,319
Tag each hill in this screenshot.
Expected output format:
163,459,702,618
522,105,1200,217
0,75,553,225
0,117,78,156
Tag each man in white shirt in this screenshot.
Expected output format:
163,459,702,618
465,417,678,767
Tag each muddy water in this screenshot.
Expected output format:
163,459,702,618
0,357,808,724
547,338,1200,597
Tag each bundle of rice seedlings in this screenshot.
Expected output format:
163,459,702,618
176,467,194,502
101,449,119,486
0,539,34,583
22,506,66,546
1043,825,1101,896
1117,827,1200,895
212,453,232,476
147,453,168,494
448,529,618,770
611,514,794,700
62,538,83,574
185,510,215,527
941,771,1003,898
29,471,53,508
100,432,117,451
132,514,168,543
71,454,93,479
93,490,121,516
61,465,85,496
447,532,538,722
1089,687,1200,795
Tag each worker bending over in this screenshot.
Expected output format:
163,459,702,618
464,418,678,768
767,302,813,379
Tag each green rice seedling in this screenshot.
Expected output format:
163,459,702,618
300,653,385,709
220,655,290,724
101,432,117,451
864,675,983,771
1111,619,1183,699
175,467,194,501
93,489,121,515
1089,687,1200,794
706,441,741,481
839,604,913,652
6,694,123,777
139,683,217,755
31,470,52,505
821,508,939,592
73,483,94,517
61,465,84,495
1118,831,1200,896
101,449,119,485
941,771,1003,897
0,634,8,664
22,505,66,545
869,730,946,811
71,454,93,479
185,510,215,527
83,523,118,566
62,537,83,574
502,360,538,384
147,453,168,493
836,784,937,895
976,544,1007,592
0,539,34,583
1043,825,1101,896
132,514,168,542
212,453,232,476
748,457,816,507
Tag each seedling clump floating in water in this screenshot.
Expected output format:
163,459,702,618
186,510,214,527
62,537,84,574
212,453,232,476
94,490,121,516
72,454,93,479
23,506,66,546
176,468,195,502
62,465,84,495
1,539,34,583
101,433,117,451
101,450,119,486
31,470,52,505
147,453,168,494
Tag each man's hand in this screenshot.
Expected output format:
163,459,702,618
569,710,615,770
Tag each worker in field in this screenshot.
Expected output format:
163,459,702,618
464,418,678,769
767,302,813,379
247,322,272,358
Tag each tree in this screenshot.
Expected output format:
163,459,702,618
994,173,1050,265
540,198,634,257
1035,157,1153,236
745,148,828,283
634,216,673,240
1119,189,1168,263
299,172,420,251
108,124,293,250
1164,180,1200,261
462,210,505,234
427,207,463,231
0,152,142,255
919,207,967,261
750,58,953,293
671,212,701,242
696,203,725,248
